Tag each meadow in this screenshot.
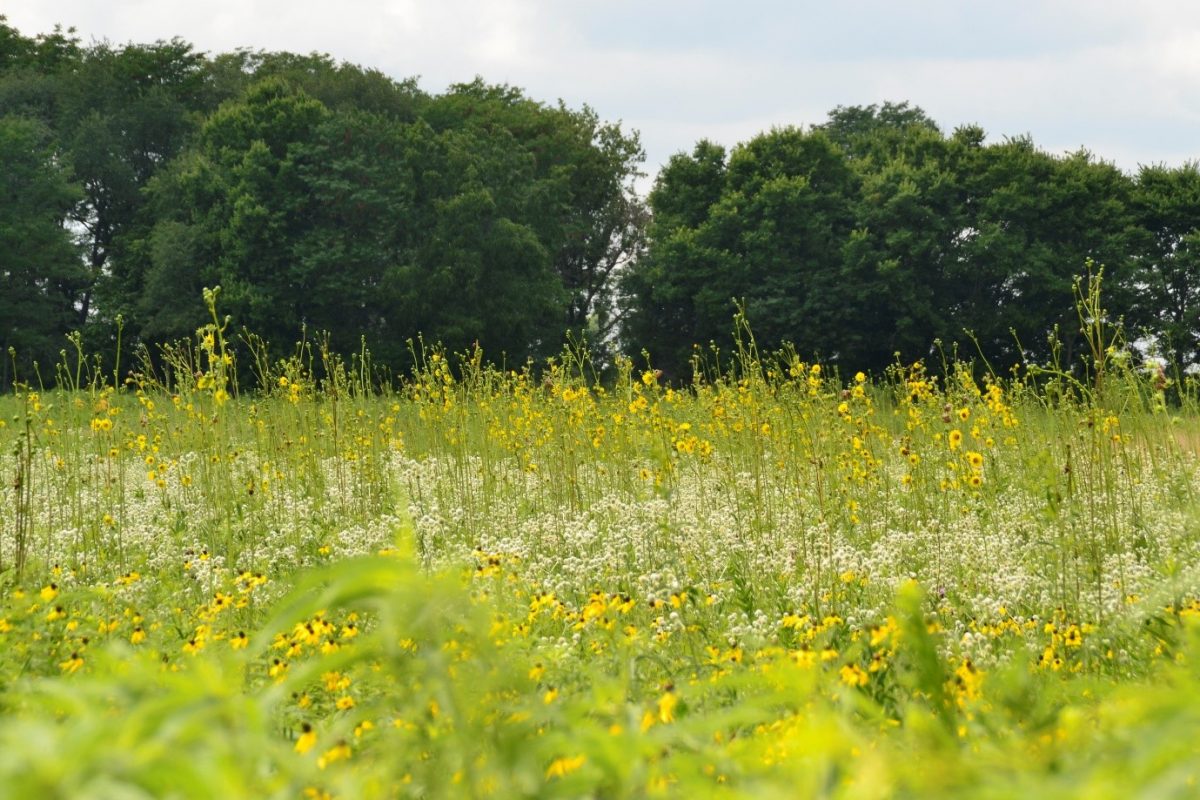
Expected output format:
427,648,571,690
3,313,1200,798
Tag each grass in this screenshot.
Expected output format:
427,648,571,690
2,319,1200,797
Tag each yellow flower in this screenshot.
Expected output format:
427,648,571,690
948,429,963,451
545,755,586,779
317,741,351,769
840,663,869,687
657,690,678,724
230,631,249,649
60,653,84,674
295,723,317,754
781,613,808,630
952,658,983,703
323,671,352,692
335,695,356,711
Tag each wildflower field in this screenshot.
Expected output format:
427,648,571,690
4,322,1200,798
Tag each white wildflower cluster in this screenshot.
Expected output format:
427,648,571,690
392,443,1200,632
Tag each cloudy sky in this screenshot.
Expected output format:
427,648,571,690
6,1,1199,189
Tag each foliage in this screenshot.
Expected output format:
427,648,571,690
624,105,1152,378
4,15,1200,394
0,18,644,384
0,114,86,388
1128,162,1200,368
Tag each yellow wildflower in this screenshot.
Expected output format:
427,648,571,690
546,755,586,779
295,723,317,754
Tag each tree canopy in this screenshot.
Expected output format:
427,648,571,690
2,17,1198,388
0,18,644,383
622,108,1175,378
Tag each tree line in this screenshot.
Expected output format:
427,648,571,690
3,20,1199,388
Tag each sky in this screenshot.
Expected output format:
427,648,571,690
5,1,1199,191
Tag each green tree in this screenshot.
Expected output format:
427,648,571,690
623,128,859,377
954,140,1137,368
619,141,727,375
59,39,209,328
425,80,646,356
137,80,573,368
0,18,79,76
0,16,34,70
0,32,212,345
1129,163,1200,367
0,116,86,388
200,50,427,120
137,79,332,347
817,101,941,162
839,122,974,367
627,106,1141,377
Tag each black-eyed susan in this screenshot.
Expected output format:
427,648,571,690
59,652,84,674
295,723,317,754
1064,625,1083,648
840,663,869,687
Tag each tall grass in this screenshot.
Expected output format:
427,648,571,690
2,297,1200,796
